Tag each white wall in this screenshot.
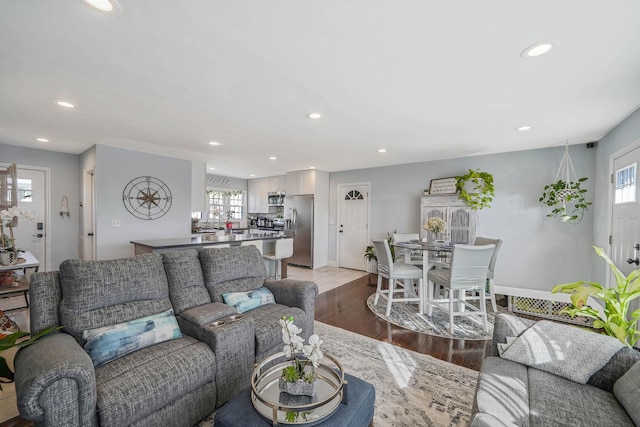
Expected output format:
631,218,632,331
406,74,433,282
592,107,640,285
0,143,80,269
94,145,192,260
329,145,596,292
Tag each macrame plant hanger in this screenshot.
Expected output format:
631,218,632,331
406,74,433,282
553,141,579,204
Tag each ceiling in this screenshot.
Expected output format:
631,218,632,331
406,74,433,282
1,1,640,179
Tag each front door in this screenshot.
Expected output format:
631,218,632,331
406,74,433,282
14,167,47,269
338,183,369,270
610,144,640,298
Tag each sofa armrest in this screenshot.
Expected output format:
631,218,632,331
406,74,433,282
264,279,318,339
15,333,97,426
490,313,536,356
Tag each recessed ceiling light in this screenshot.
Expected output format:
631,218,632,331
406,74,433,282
517,126,532,131
521,41,554,58
269,156,277,160
378,149,387,153
307,113,322,119
208,141,223,146
36,138,49,142
209,167,215,170
309,166,316,169
250,174,255,177
54,100,75,108
81,0,118,13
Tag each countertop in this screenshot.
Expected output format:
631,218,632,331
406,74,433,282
131,231,282,250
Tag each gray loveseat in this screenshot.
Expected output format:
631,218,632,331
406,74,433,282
15,245,318,427
471,313,640,427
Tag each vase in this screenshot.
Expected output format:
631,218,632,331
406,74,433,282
278,377,317,397
0,252,9,266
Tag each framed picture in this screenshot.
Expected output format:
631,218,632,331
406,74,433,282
428,177,458,195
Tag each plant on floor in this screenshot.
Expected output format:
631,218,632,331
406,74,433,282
0,325,62,390
364,245,376,261
551,246,640,347
455,169,494,210
539,178,591,224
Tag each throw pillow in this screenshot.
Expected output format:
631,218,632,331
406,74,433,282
498,320,625,385
82,309,182,367
222,287,275,314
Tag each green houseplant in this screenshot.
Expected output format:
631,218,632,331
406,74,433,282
539,177,591,224
552,246,640,347
455,169,494,210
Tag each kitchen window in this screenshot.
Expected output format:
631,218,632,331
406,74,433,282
207,190,245,219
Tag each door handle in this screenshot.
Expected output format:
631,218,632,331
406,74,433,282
627,258,639,265
32,233,44,238
88,233,94,237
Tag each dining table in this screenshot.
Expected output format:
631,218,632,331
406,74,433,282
393,241,454,313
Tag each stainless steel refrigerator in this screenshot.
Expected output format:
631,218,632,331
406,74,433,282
284,195,314,268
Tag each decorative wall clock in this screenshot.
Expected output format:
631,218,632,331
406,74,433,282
122,176,172,220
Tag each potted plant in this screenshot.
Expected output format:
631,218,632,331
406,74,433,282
364,245,377,275
278,315,323,397
455,169,495,210
552,246,640,347
539,177,591,224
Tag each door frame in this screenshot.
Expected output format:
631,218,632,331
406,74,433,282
0,162,51,271
82,167,96,260
608,137,640,287
336,182,371,269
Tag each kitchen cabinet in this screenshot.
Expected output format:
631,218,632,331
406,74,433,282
420,195,477,244
286,170,316,195
248,178,269,213
268,175,286,193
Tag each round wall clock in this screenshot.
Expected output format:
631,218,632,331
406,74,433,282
122,176,172,220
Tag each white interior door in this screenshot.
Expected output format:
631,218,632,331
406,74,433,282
81,168,95,260
338,184,369,270
610,145,640,291
14,168,47,267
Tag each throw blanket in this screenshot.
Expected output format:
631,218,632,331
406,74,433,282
498,320,639,391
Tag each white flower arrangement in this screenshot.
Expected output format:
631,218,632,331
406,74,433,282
0,206,35,252
424,216,446,234
280,315,323,383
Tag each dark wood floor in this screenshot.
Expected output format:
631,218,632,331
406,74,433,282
314,275,492,371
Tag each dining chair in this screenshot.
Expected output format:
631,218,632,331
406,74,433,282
391,233,423,265
470,237,503,312
373,239,424,316
263,238,294,280
426,244,495,334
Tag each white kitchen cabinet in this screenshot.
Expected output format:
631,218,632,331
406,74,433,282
248,178,269,213
286,170,316,195
420,195,477,244
268,175,286,193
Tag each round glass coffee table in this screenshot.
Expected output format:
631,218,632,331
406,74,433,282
251,352,346,426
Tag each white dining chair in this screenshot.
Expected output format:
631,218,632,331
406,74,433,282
426,244,495,334
263,238,293,280
468,237,503,312
392,233,423,265
373,239,424,316
241,239,263,255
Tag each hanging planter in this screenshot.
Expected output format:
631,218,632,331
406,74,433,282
539,144,592,224
455,169,495,210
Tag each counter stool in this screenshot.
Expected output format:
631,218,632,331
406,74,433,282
263,238,293,280
241,240,263,255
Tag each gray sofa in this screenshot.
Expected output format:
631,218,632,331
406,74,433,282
471,313,640,427
15,245,318,427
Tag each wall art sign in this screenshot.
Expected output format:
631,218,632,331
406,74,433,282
428,177,458,195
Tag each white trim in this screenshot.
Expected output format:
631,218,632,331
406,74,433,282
336,182,371,271
494,284,605,318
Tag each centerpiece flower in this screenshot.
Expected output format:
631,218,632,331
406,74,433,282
424,217,446,236
279,315,323,397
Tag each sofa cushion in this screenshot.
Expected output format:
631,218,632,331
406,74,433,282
498,320,624,386
222,287,275,314
199,246,267,303
94,335,216,426
474,357,530,426
528,366,634,427
240,303,307,361
614,361,640,425
162,250,211,315
59,254,173,344
82,309,182,367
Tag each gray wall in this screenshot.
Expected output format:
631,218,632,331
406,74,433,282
593,107,640,285
0,143,80,269
329,145,596,292
94,145,192,260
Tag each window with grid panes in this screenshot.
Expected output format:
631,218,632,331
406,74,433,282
207,190,245,219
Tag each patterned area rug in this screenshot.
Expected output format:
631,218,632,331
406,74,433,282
367,293,503,340
199,321,479,426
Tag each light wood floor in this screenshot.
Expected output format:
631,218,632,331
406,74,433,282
286,265,368,294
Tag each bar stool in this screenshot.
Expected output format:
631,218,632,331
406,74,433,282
241,239,263,255
263,238,293,280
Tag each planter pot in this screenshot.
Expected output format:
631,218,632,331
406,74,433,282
278,377,317,397
366,259,377,274
0,252,10,266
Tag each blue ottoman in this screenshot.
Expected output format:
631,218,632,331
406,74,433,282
214,373,375,427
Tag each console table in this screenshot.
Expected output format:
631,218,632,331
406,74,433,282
0,251,40,311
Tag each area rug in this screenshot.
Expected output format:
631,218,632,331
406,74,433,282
367,293,504,340
199,321,479,427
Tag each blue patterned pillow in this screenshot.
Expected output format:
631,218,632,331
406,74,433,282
82,309,182,367
222,287,275,314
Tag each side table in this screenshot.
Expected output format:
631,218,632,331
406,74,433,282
214,373,375,427
0,251,40,311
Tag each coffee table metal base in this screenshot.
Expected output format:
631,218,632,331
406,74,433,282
214,373,375,427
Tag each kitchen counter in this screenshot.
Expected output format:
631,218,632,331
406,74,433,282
131,231,282,255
